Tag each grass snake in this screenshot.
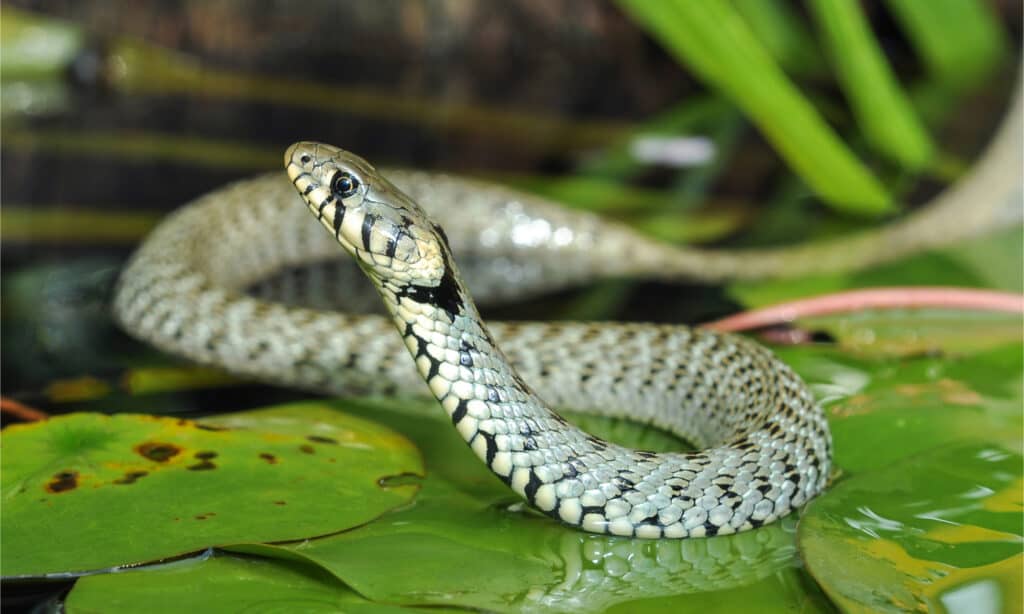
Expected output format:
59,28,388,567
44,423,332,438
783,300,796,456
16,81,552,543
112,97,1019,538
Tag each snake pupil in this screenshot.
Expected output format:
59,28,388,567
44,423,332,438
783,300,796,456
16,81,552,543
331,171,360,199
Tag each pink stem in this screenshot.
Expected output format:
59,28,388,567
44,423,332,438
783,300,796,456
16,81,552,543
702,287,1024,333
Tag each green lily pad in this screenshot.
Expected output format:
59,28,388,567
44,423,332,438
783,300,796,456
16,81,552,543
778,343,1023,472
65,552,453,614
799,443,1023,613
229,399,818,613
1,404,423,577
798,310,1023,357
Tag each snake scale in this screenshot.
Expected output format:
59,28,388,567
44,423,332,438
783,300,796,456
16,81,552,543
112,96,1019,538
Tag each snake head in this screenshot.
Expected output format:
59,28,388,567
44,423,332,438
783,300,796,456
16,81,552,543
285,142,450,289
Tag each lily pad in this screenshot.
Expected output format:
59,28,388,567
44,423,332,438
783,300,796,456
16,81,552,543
1,404,423,577
797,310,1023,357
65,552,451,614
230,398,818,613
778,343,1023,472
799,443,1023,613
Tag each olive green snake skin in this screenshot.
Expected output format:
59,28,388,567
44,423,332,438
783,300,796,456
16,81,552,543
112,97,1020,539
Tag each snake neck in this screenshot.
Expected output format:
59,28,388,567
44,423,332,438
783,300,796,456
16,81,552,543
375,249,600,503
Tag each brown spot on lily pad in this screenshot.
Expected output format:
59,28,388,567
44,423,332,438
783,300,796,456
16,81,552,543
188,451,218,471
273,500,286,506
113,471,149,485
307,435,338,444
135,442,182,462
377,472,423,489
259,453,278,464
46,470,79,493
299,444,315,454
195,423,230,432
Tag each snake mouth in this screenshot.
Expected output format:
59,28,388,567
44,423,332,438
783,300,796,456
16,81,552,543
285,142,358,252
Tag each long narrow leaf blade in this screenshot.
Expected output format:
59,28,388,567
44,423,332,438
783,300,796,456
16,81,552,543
808,0,935,170
885,0,1010,93
616,0,893,215
732,0,825,76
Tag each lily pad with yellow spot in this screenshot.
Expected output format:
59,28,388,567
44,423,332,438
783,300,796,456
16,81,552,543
799,443,1023,613
1,404,423,578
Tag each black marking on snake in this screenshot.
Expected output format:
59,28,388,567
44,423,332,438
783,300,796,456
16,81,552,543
451,399,468,424
458,339,474,367
332,204,345,236
397,253,464,315
383,228,399,258
361,213,378,250
524,471,542,501
613,476,636,490
702,521,720,536
318,194,335,218
432,222,452,250
409,332,429,359
303,184,315,195
477,430,498,466
425,355,441,381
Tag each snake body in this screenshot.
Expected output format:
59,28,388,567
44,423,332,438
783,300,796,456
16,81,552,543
112,98,1020,537
114,141,832,539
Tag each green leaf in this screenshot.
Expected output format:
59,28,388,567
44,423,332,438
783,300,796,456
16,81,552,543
779,343,1023,474
799,311,1023,357
885,0,1010,93
732,0,825,76
615,0,893,215
0,7,83,79
65,553,440,614
799,443,1022,613
227,398,818,612
1,404,423,577
728,225,1024,308
807,0,934,170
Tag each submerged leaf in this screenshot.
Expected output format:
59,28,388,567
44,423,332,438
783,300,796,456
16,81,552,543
65,553,437,614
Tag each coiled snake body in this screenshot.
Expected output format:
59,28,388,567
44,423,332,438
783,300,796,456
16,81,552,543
110,101,1020,537
114,142,834,539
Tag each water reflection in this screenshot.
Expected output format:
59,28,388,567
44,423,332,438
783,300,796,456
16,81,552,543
520,517,798,612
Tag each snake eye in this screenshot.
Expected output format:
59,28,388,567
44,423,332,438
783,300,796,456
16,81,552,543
330,171,360,199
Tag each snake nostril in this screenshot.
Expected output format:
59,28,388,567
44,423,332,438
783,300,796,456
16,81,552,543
300,154,311,165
